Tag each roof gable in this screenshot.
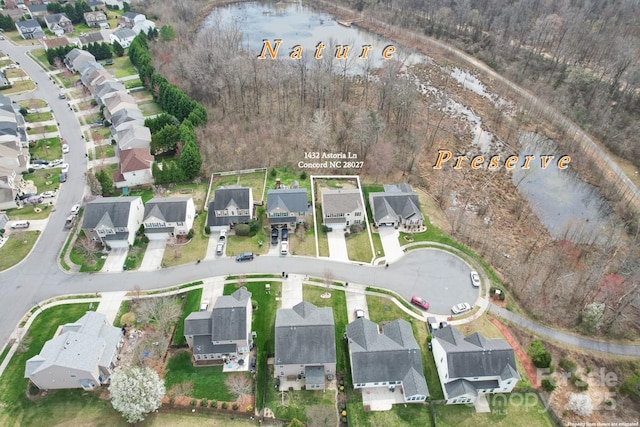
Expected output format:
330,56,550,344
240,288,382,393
322,189,362,215
82,196,141,229
266,189,308,214
143,197,191,223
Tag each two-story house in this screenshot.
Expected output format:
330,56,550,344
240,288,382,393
83,11,108,28
15,19,45,40
321,188,365,230
25,311,123,391
266,188,309,230
369,183,424,229
64,49,96,74
206,186,253,231
112,148,154,189
184,288,253,362
110,28,136,48
432,326,520,404
275,302,336,390
81,196,144,248
120,12,145,28
44,13,74,36
143,197,195,240
346,318,429,404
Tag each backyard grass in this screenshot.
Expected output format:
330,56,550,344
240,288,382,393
162,214,208,267
315,205,329,257
112,300,131,328
5,204,53,220
124,78,143,89
69,231,107,272
112,56,138,78
93,142,116,160
18,98,47,109
24,111,53,122
139,100,162,116
265,166,312,197
164,351,235,401
29,136,62,160
346,230,373,262
433,394,555,427
349,403,435,427
123,234,149,271
0,231,39,271
412,321,444,400
0,79,35,94
226,227,269,256
172,288,203,346
211,170,267,203
22,169,63,193
0,303,92,425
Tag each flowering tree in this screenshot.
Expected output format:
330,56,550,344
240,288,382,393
109,365,166,423
567,393,593,417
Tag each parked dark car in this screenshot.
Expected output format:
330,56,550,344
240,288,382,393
31,159,49,165
59,172,67,183
271,228,279,245
18,193,36,200
281,228,288,241
235,252,254,262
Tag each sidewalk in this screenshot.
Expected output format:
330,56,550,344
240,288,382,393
488,316,540,387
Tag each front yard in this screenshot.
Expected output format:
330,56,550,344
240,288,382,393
161,213,208,267
5,204,52,220
69,230,107,272
226,226,269,257
123,234,149,270
29,137,62,161
0,231,39,271
345,230,373,262
21,169,62,193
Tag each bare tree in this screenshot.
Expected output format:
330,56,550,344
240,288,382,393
134,297,181,334
225,373,253,400
76,236,100,261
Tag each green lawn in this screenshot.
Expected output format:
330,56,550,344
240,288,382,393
0,303,93,425
112,300,131,328
315,205,329,257
123,234,149,271
27,124,57,135
69,231,107,272
139,100,162,116
172,288,203,346
1,80,36,94
18,98,47,109
434,394,555,427
161,214,208,267
211,170,267,203
265,167,312,198
5,204,53,220
371,230,385,259
349,403,435,427
263,372,336,423
29,137,62,160
346,231,373,262
125,78,143,89
226,228,269,257
366,294,408,323
164,351,235,401
93,142,116,160
0,231,39,271
4,69,27,79
27,49,54,71
289,224,316,256
112,56,138,78
24,111,53,123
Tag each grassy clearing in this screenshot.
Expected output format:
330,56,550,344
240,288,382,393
211,170,266,203
0,303,92,425
434,394,555,427
139,100,162,116
265,167,312,197
112,56,138,78
161,214,208,267
27,49,54,71
172,288,203,346
1,80,35,94
112,300,131,328
69,231,107,272
263,372,336,422
0,231,39,271
24,111,53,122
164,351,235,401
29,137,62,160
5,204,53,220
345,231,372,262
18,98,48,109
123,234,149,271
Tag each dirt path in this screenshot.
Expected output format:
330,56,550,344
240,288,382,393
488,316,540,388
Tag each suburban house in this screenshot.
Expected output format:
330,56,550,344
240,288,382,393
120,12,145,28
81,196,144,247
346,318,429,403
64,49,96,73
369,183,424,229
206,186,253,230
44,13,74,36
0,172,19,210
114,123,151,151
78,31,107,47
43,37,71,50
95,81,127,105
132,18,155,36
0,94,20,146
321,188,365,230
112,147,154,189
103,92,138,121
24,311,123,391
27,3,49,18
78,62,112,89
274,302,336,390
109,28,136,48
103,0,128,9
266,188,309,229
184,288,253,362
109,107,144,128
142,197,195,240
15,19,45,40
432,326,520,404
0,94,27,210
83,11,108,28
0,212,8,230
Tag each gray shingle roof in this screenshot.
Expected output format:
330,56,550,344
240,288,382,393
322,189,362,216
81,196,141,229
346,318,428,398
207,186,252,227
144,197,191,223
113,28,136,39
184,311,212,336
275,302,336,366
45,13,70,25
369,191,423,224
432,326,519,380
305,365,325,386
266,188,308,215
192,335,236,356
212,288,251,341
110,108,144,127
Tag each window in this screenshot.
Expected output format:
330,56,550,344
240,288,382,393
70,373,76,378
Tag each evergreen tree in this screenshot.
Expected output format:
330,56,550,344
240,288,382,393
159,25,175,42
179,140,202,180
0,14,14,32
112,40,124,57
95,169,113,195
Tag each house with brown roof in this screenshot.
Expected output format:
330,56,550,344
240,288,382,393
113,148,153,189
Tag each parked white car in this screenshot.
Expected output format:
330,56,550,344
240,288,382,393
451,302,472,314
70,204,80,215
470,271,481,287
60,163,69,173
30,164,46,170
40,191,56,198
49,159,63,167
62,143,69,154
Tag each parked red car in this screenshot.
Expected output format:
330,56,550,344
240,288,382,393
411,296,430,310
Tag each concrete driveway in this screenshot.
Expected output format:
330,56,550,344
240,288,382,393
102,248,128,273
280,274,303,308
205,233,219,260
378,227,403,263
327,229,349,262
139,239,166,271
345,286,369,322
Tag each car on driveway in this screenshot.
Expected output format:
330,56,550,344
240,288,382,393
200,301,209,311
62,143,69,154
40,190,56,198
280,241,288,255
235,252,254,262
281,228,288,241
355,308,365,319
470,271,481,287
216,241,225,256
32,159,49,165
30,163,47,170
271,228,278,245
18,193,36,200
49,159,63,167
411,296,430,310
451,302,472,314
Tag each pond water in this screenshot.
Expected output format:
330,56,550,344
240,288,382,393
204,1,426,70
512,132,612,244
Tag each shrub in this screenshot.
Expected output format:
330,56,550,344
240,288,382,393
300,170,307,180
322,225,331,233
232,403,239,411
527,340,552,368
567,393,593,417
246,405,253,413
620,374,640,399
573,374,589,391
200,399,208,407
221,402,228,409
559,359,577,373
187,229,194,239
499,292,505,301
168,396,175,406
210,400,217,408
235,223,250,236
205,225,210,235
248,219,260,236
489,287,497,296
190,399,197,406
541,378,556,392
120,312,136,326
270,168,277,178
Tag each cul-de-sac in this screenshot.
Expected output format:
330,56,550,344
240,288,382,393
0,1,639,426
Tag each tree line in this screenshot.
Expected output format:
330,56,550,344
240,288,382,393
45,42,114,65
